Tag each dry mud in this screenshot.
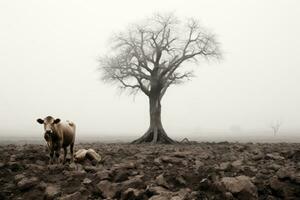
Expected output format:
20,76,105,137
0,142,299,200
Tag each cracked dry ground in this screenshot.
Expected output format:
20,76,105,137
0,142,299,200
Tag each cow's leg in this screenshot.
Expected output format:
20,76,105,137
70,143,74,163
63,147,67,164
55,149,60,164
55,141,63,164
49,150,54,164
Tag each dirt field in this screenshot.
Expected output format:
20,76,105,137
0,142,299,200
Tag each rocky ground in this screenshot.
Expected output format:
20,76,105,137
0,142,299,200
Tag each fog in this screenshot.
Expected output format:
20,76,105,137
1,0,300,142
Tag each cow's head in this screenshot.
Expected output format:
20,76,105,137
37,116,61,135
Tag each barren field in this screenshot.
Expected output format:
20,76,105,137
0,142,299,200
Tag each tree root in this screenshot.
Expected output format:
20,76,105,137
131,127,176,144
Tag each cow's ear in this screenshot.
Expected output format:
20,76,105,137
37,119,44,124
54,118,61,124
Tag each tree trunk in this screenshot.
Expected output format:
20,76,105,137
132,93,175,144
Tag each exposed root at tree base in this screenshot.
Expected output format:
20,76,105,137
131,128,176,144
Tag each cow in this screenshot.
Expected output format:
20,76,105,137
36,116,76,164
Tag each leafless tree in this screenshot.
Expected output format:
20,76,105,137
270,120,282,136
99,13,221,144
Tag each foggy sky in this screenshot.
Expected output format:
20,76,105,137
1,0,300,141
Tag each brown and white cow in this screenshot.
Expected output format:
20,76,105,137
37,116,76,164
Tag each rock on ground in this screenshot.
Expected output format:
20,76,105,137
216,175,258,200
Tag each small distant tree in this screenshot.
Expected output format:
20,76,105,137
270,120,282,136
99,13,221,144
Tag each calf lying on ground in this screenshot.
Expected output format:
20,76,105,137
37,116,76,164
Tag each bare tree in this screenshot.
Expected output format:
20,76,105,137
270,120,282,136
99,13,221,144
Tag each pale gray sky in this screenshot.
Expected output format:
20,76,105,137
0,0,300,141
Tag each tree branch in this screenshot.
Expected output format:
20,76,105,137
99,13,221,99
